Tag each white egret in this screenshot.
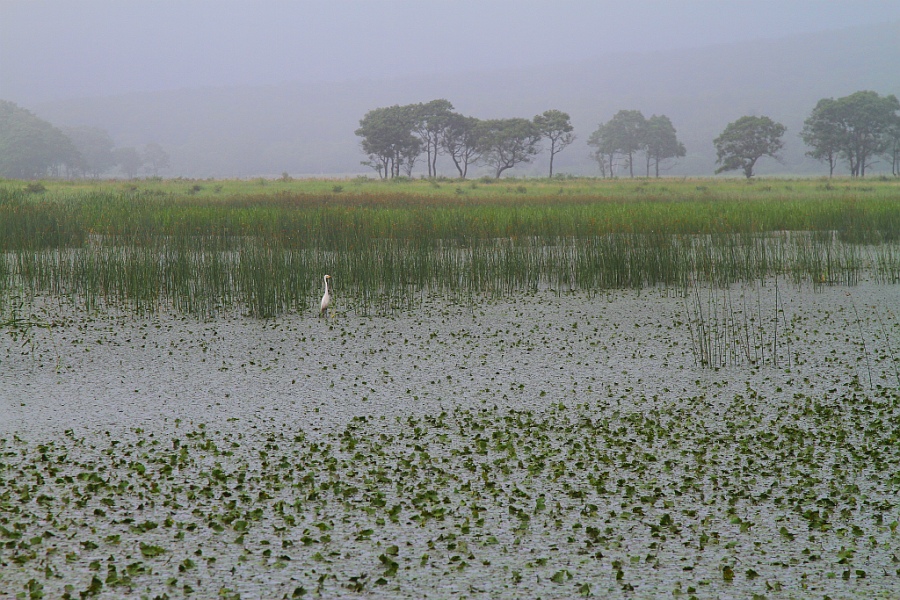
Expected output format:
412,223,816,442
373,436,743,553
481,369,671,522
319,275,332,317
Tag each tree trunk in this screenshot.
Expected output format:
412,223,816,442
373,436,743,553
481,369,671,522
743,158,756,179
432,140,439,178
451,155,464,178
548,140,556,178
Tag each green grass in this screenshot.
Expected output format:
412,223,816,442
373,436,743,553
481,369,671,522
1,177,899,316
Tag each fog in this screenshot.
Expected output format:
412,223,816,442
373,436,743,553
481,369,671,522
3,0,900,103
2,1,899,178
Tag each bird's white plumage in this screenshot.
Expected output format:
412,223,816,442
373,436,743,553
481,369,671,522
320,275,332,317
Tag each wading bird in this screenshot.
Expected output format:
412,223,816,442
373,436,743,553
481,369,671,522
319,275,332,317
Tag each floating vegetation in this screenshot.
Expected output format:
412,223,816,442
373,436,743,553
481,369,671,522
2,285,899,598
1,391,898,598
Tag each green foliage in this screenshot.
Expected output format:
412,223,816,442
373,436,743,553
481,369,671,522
802,91,900,177
588,110,685,178
714,115,787,178
801,98,844,177
357,102,562,180
411,99,454,178
0,100,81,179
533,109,575,177
588,110,647,177
643,114,686,177
2,378,898,596
441,113,482,179
0,178,898,316
356,104,421,179
478,118,542,179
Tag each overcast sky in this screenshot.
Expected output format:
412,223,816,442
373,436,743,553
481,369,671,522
3,0,900,104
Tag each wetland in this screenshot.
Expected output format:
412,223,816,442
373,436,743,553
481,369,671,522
1,177,899,598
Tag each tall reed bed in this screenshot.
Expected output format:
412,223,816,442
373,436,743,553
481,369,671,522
1,183,898,316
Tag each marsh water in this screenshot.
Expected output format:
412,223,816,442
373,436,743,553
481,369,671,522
2,282,899,598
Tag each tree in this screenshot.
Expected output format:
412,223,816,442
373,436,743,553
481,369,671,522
587,110,646,177
587,122,616,178
713,116,786,179
62,126,116,178
801,98,843,177
143,142,170,176
478,118,542,179
606,110,647,177
835,91,898,177
355,105,420,179
533,109,575,177
412,99,454,178
802,91,900,177
642,115,686,177
441,113,483,179
884,119,900,177
0,100,81,179
115,147,144,179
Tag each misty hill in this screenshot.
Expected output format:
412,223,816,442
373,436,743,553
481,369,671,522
32,22,900,178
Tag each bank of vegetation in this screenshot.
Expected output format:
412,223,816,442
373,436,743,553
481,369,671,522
1,177,898,317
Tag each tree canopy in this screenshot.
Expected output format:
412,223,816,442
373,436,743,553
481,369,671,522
441,113,483,179
143,143,171,177
714,116,786,178
62,126,117,178
356,101,553,179
802,91,900,177
411,99,454,179
115,147,144,179
478,118,542,179
533,110,575,177
588,110,685,178
355,105,421,179
643,115,686,177
0,100,80,179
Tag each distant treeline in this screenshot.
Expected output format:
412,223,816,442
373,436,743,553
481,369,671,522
1,90,898,180
0,100,171,180
356,91,900,180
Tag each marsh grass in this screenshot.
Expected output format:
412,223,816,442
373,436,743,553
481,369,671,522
683,277,794,369
1,179,899,316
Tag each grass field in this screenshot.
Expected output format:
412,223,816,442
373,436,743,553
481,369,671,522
2,176,899,317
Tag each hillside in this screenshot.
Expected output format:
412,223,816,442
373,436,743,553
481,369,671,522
31,21,900,178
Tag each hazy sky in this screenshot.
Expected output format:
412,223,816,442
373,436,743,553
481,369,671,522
3,0,900,103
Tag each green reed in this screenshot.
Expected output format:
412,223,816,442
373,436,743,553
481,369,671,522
683,277,794,369
1,181,899,317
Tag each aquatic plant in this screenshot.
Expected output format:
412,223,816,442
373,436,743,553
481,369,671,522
1,179,898,316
